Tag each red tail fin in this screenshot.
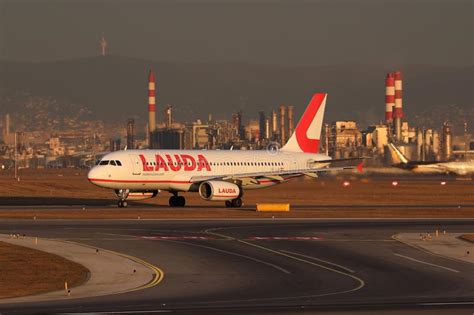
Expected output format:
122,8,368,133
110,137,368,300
281,93,327,153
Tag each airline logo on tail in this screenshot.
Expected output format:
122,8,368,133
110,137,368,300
282,93,327,154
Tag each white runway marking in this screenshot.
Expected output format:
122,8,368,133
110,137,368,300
418,301,474,306
168,239,292,274
281,250,355,273
393,253,460,273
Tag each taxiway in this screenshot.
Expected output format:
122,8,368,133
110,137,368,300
0,219,473,314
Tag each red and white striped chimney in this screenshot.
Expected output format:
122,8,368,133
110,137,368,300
393,71,403,141
385,73,395,123
148,70,156,141
393,71,403,119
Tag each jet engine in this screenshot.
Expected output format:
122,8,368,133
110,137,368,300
198,181,240,201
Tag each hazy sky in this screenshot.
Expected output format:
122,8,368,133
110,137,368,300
0,0,472,66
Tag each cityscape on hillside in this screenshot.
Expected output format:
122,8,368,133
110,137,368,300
0,63,472,171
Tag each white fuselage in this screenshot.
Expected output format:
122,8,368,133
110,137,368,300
413,161,474,175
87,149,330,192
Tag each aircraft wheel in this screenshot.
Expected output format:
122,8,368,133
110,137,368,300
169,196,177,207
176,196,186,207
231,198,242,208
118,200,123,208
122,201,128,208
225,200,232,208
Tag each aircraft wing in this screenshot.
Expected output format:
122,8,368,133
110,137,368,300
190,163,362,186
309,157,369,164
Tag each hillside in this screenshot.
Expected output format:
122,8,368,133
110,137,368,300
0,56,472,130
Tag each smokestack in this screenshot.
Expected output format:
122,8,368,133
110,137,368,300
416,128,423,160
279,105,286,144
258,111,266,141
393,71,403,119
432,130,440,160
271,110,278,135
265,118,270,140
393,71,403,142
232,111,243,140
127,118,135,149
148,70,156,146
442,122,452,160
288,105,294,136
165,105,172,128
5,114,10,136
325,123,330,156
385,73,395,124
425,129,433,159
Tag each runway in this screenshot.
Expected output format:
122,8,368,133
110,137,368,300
0,219,473,314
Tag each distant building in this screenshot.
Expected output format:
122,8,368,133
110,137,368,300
184,120,209,149
365,125,388,155
151,128,184,149
245,120,259,143
109,138,121,152
329,121,362,158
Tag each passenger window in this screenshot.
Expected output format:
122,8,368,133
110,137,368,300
110,160,117,166
116,160,122,166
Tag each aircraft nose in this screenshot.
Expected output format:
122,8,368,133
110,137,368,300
87,167,100,183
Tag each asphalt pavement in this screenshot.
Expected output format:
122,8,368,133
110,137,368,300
0,218,473,314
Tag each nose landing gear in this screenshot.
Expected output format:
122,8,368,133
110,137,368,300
117,189,129,208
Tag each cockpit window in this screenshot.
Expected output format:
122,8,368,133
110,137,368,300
110,160,116,166
99,160,109,165
116,160,122,166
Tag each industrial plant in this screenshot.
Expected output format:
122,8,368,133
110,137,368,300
0,69,472,170
117,69,473,165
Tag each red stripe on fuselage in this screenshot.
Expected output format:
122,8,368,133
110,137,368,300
88,178,191,184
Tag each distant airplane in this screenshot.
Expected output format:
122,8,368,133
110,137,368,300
88,93,361,208
388,143,474,176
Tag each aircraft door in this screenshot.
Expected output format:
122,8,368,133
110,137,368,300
129,155,142,175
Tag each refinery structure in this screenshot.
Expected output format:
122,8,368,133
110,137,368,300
0,69,472,170
138,69,470,164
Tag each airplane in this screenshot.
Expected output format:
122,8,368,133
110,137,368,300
87,93,361,208
388,143,474,176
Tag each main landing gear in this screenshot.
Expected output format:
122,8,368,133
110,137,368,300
169,193,186,207
118,200,128,208
225,198,242,208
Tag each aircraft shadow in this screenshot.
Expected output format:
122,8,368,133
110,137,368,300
0,197,113,206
